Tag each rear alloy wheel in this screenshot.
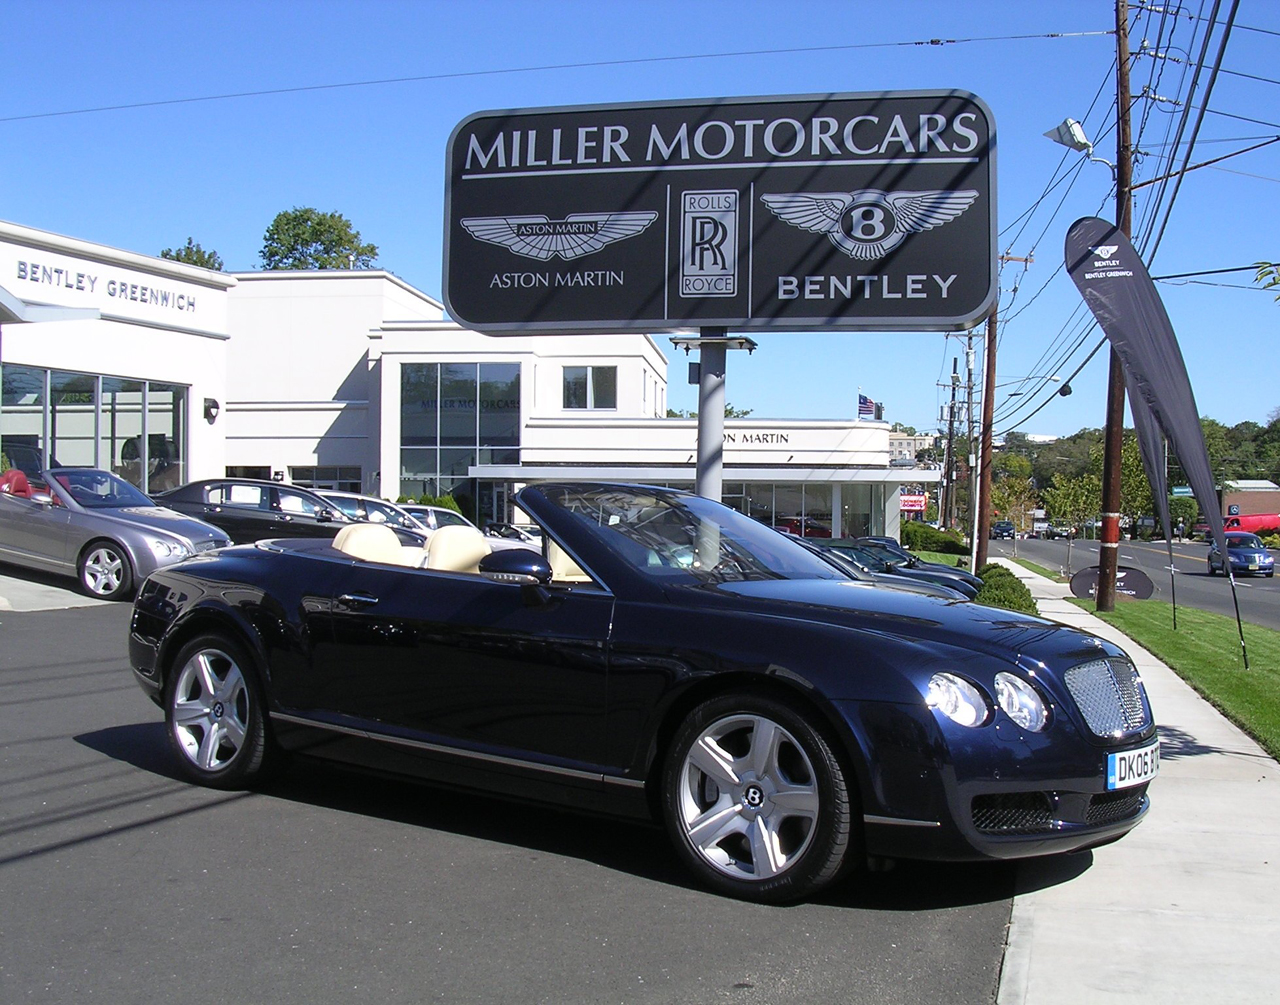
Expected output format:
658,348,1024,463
663,694,854,903
164,634,270,789
78,541,133,600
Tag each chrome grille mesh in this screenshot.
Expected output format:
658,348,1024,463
1064,658,1149,737
194,540,220,553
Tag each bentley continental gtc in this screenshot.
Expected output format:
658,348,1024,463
128,483,1159,902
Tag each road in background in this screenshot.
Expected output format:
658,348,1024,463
1,603,1015,1004
989,538,1280,631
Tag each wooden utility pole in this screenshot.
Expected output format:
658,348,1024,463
1097,0,1134,611
975,253,1033,569
944,357,959,529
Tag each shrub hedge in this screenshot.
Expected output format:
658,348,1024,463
902,521,968,555
973,563,1038,615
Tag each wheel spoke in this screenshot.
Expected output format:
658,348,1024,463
686,801,747,852
195,653,219,698
218,664,245,704
688,735,741,789
197,721,222,769
749,717,782,780
173,699,212,726
748,817,784,879
771,784,819,819
221,713,246,750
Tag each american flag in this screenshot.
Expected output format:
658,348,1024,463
858,393,875,417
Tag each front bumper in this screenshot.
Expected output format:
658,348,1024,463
834,698,1155,862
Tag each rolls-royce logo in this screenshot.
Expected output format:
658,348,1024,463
1091,244,1119,259
461,211,658,261
760,189,979,260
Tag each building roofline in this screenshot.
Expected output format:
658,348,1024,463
228,268,444,310
0,219,238,290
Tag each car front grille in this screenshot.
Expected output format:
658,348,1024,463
972,793,1054,834
194,540,220,553
1064,657,1149,738
1086,785,1149,825
973,786,1149,835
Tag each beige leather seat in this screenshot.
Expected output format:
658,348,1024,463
425,524,491,574
333,523,423,568
548,540,592,583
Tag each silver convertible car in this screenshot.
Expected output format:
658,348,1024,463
0,467,229,599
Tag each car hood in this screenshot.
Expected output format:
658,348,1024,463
87,506,228,545
697,578,1119,671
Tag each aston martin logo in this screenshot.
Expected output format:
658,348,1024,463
1091,244,1120,259
760,189,979,260
460,211,658,261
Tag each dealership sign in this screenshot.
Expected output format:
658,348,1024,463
444,91,996,334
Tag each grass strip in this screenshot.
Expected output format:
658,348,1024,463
912,549,972,570
1069,597,1280,760
1009,556,1069,583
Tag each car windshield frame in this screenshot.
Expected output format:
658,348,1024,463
1226,534,1264,549
531,484,842,586
48,468,154,509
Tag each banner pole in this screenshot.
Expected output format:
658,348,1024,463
1226,569,1250,669
1166,540,1177,631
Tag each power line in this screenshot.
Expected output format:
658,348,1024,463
0,29,1116,124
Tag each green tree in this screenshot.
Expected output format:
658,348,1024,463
160,237,223,270
1089,436,1152,536
260,208,378,270
1042,471,1101,571
993,451,1032,481
890,422,918,434
991,477,1039,536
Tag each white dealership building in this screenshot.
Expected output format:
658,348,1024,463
1,220,936,538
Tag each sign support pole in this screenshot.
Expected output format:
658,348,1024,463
695,329,727,501
671,333,758,502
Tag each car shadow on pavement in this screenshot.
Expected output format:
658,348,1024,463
78,723,1037,911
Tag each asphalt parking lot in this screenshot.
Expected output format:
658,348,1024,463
1,599,1015,1005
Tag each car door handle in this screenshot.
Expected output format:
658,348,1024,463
337,593,379,609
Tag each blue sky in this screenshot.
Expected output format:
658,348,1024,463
4,0,1276,436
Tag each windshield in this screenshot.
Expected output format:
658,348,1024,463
51,468,153,509
539,485,841,584
1227,534,1264,549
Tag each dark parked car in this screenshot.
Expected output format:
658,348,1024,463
991,521,1016,540
319,491,427,533
155,479,355,544
827,541,979,599
129,483,1157,903
784,533,969,600
1207,532,1275,577
0,467,228,599
852,537,983,591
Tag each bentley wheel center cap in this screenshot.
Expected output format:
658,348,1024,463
744,784,765,809
212,702,224,719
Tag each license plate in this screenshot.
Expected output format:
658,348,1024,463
1249,563,1259,571
1107,740,1160,790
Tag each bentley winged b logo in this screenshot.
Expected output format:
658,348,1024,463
460,211,658,261
760,189,980,260
1091,244,1120,259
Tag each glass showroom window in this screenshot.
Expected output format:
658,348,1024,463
400,361,521,501
102,377,145,488
563,366,616,409
1,363,47,473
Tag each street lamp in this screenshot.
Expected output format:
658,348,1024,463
1044,118,1116,178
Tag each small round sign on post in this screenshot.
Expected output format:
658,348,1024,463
1069,565,1155,601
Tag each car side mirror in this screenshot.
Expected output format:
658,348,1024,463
479,548,554,586
30,491,54,507
315,508,335,523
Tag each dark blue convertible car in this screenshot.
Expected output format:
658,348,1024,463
128,483,1158,902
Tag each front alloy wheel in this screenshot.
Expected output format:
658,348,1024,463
164,635,270,788
78,542,133,599
664,694,854,903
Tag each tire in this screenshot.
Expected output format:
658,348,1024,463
78,540,134,600
1207,561,1216,576
662,693,855,903
163,633,272,789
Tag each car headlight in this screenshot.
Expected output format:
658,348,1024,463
148,539,190,559
926,673,989,727
994,672,1048,732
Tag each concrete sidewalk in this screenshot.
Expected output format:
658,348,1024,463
0,569,107,612
994,559,1280,1005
